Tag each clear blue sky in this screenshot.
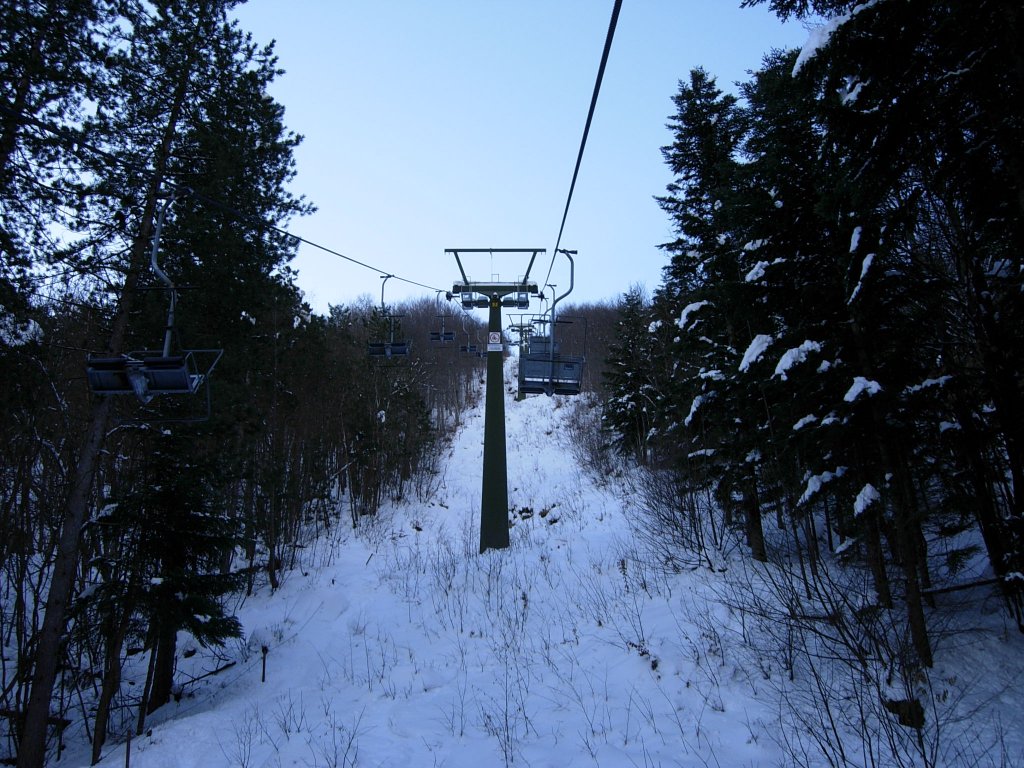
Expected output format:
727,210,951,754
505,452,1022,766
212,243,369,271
233,1,810,314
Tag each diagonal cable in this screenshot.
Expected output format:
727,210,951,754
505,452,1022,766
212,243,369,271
1,104,447,296
543,0,623,291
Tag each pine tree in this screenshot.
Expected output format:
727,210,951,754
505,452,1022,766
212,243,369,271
602,286,656,461
654,67,776,561
767,0,1024,654
17,2,309,762
0,0,110,330
130,438,244,717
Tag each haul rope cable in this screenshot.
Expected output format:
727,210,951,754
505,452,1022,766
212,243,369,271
542,0,623,292
0,103,446,297
186,187,446,294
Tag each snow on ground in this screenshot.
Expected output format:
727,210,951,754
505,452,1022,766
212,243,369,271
68,355,1023,768
67,356,771,767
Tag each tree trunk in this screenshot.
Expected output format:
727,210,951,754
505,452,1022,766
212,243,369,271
864,505,893,609
743,476,767,563
90,609,132,764
146,621,177,715
16,396,113,768
17,47,195,767
135,636,157,737
896,510,933,667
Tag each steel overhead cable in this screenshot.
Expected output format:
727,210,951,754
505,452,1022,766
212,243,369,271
543,0,623,292
185,188,446,294
0,103,446,298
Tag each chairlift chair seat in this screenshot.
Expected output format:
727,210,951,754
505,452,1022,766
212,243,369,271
141,355,202,393
87,351,207,401
518,353,584,397
368,341,410,358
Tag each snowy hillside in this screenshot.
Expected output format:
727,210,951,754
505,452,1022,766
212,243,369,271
69,355,1022,768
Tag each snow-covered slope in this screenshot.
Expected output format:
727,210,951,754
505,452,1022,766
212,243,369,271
66,358,769,767
71,355,1023,768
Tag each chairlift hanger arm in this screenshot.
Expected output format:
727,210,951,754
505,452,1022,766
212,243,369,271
380,273,394,308
149,189,181,358
150,190,178,292
551,249,576,310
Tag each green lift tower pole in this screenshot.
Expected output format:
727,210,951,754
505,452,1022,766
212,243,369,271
480,293,509,552
446,248,542,554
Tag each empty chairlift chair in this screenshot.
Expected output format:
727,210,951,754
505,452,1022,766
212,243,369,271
88,350,204,401
367,321,410,358
429,327,456,344
456,312,484,357
430,294,457,345
518,334,584,396
460,336,481,357
517,250,586,397
86,189,223,409
368,275,411,359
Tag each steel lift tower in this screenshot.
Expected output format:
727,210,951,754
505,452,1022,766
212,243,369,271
447,248,542,552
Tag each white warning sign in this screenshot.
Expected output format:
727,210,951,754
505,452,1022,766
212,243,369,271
487,332,503,352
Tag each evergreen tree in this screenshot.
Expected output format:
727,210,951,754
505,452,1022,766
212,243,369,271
771,0,1024,650
602,286,656,461
654,67,776,560
17,2,310,762
0,0,110,329
656,68,745,297
127,437,244,718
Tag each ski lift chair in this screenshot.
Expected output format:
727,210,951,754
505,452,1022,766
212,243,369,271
87,349,222,400
516,252,586,397
501,290,531,309
456,312,484,358
430,292,457,344
518,334,583,396
86,190,223,411
430,328,456,344
367,331,410,359
368,275,411,359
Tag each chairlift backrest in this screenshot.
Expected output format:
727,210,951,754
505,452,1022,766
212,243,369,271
528,335,558,355
368,340,411,358
518,352,584,397
430,321,457,345
87,349,222,404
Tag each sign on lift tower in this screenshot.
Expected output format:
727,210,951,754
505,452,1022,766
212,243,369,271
446,249,541,553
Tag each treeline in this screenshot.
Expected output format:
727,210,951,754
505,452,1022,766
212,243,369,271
602,0,1022,693
537,300,618,398
0,2,484,765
